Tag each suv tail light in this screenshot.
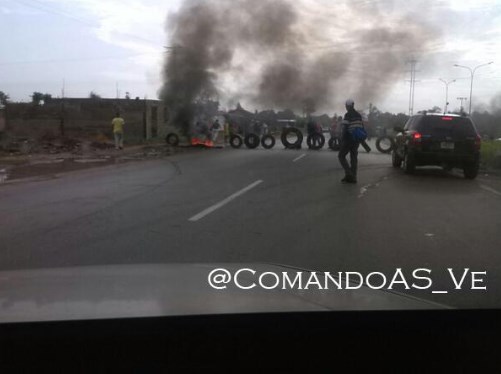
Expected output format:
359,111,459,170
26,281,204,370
410,132,422,144
475,135,481,150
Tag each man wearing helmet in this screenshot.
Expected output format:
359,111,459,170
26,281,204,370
338,99,362,183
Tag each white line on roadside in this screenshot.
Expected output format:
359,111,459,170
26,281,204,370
188,180,264,222
292,154,307,163
479,184,501,197
432,291,449,294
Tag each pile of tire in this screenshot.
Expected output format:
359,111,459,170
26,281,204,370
229,133,276,150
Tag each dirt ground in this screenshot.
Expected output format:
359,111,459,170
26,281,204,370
0,141,211,184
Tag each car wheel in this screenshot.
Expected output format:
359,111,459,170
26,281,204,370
463,162,479,179
230,135,243,149
165,133,179,146
261,135,276,149
244,133,260,149
392,150,402,168
403,152,416,174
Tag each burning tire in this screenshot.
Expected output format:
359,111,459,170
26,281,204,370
230,135,243,149
281,127,303,149
306,133,325,150
261,135,276,149
165,133,179,146
376,136,395,153
328,137,341,151
244,133,260,149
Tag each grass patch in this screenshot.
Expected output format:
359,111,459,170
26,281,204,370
481,141,501,169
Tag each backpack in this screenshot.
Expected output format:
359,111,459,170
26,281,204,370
348,126,368,142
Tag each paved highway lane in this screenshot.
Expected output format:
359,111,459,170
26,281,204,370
1,142,501,308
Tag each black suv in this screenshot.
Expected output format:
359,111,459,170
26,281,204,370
392,113,481,179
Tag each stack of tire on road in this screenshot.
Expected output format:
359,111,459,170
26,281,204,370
165,127,343,151
228,128,343,151
229,134,276,149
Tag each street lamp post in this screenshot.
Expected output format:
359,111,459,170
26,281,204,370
457,97,467,113
439,78,456,113
454,61,493,115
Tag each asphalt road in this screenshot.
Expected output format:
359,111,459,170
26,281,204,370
1,140,501,308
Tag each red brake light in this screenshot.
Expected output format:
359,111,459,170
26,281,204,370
442,117,453,121
413,132,422,140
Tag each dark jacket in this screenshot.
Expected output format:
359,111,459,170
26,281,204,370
342,108,363,142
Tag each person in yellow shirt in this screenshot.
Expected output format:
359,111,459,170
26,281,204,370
111,112,125,150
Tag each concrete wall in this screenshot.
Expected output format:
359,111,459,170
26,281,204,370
4,98,167,143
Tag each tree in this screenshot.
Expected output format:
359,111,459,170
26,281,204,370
42,93,52,103
89,91,101,99
0,91,9,105
426,106,442,113
31,91,44,105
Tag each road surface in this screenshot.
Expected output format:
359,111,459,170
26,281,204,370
1,140,501,308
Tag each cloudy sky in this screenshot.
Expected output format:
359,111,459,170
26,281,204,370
0,0,500,114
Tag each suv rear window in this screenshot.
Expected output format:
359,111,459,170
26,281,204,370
416,116,477,138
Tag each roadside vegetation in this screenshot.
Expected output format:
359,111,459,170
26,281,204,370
481,141,501,170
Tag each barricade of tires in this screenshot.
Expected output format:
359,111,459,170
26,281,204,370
170,127,341,151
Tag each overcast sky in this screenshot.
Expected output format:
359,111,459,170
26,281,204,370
0,0,500,115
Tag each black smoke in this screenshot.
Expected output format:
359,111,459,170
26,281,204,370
160,0,440,131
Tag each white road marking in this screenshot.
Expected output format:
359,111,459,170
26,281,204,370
292,154,306,163
432,291,449,294
479,184,501,197
188,180,264,222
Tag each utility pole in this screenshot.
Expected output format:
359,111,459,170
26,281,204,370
457,97,468,113
116,82,119,99
407,60,419,116
60,78,66,137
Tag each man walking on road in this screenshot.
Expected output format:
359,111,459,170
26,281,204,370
112,112,125,150
338,99,362,184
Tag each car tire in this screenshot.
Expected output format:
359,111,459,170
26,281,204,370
261,135,276,149
165,133,179,146
281,128,303,149
328,137,341,151
392,150,403,168
307,133,325,150
244,133,260,149
230,135,243,149
403,152,416,174
376,136,395,153
463,162,479,180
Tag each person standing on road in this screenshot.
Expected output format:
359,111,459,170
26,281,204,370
338,99,362,183
223,120,230,145
111,112,125,150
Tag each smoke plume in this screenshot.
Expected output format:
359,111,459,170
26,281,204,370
160,0,441,129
